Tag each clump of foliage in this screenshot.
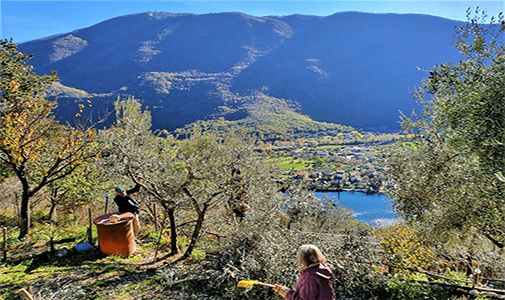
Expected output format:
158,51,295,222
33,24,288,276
283,188,364,232
376,224,435,276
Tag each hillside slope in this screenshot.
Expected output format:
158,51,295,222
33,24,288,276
233,12,463,130
18,11,463,132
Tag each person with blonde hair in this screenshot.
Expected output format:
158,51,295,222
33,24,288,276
273,244,336,300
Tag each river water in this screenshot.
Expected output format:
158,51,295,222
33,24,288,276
315,191,397,227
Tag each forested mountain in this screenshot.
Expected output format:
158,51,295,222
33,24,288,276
17,11,463,132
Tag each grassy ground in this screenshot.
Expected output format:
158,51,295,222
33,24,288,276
0,218,214,300
2,223,497,300
0,237,206,300
271,157,314,170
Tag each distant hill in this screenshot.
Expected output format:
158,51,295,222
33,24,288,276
18,11,464,132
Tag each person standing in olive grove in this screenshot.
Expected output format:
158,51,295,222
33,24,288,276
273,245,336,300
225,168,247,221
113,176,143,235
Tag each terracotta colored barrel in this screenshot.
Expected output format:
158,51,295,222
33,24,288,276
93,212,136,257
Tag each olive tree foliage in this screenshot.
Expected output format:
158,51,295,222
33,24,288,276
45,164,105,222
383,8,505,250
0,39,98,240
98,97,285,260
284,188,363,233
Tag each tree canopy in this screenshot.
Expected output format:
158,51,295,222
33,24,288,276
0,39,98,239
384,8,505,250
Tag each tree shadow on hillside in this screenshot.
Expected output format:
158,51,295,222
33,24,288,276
22,247,109,273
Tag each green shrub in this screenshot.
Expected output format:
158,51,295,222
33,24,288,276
383,278,454,300
0,289,21,300
0,208,18,227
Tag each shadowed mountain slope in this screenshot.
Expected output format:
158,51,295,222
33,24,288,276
18,11,464,132
232,12,463,130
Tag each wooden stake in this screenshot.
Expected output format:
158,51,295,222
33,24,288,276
153,203,158,231
104,194,109,214
2,227,6,262
17,288,34,300
88,208,92,244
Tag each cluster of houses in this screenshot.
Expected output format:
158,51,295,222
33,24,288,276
285,146,385,193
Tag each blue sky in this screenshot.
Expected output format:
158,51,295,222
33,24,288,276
2,1,504,43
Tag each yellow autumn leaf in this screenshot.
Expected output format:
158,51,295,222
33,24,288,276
10,81,20,91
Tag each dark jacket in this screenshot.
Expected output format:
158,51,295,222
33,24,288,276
113,184,141,214
286,263,336,300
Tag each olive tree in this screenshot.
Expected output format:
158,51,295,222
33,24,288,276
0,39,98,240
384,8,505,248
97,97,181,253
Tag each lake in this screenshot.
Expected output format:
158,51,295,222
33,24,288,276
315,191,397,226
